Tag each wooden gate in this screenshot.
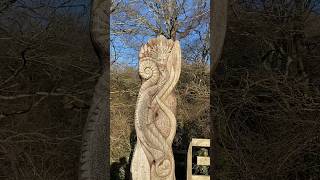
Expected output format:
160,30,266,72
186,138,210,180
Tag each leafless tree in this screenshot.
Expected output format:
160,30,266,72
110,0,210,65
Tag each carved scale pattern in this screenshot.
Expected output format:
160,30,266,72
131,35,181,180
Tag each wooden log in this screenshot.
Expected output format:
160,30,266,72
130,35,181,180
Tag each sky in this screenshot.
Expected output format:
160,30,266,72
110,0,210,67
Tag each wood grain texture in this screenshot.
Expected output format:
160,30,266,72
131,35,181,180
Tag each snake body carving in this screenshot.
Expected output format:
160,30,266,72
131,35,181,180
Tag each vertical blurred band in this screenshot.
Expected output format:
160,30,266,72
210,0,228,179
79,0,110,180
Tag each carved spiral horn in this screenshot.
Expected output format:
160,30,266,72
139,60,159,80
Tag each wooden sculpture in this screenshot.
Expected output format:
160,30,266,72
131,35,181,180
79,0,109,180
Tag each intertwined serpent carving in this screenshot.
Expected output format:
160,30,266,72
131,35,181,180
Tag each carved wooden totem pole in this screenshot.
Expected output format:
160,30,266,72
131,35,181,180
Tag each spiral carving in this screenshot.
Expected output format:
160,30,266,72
131,35,181,180
155,158,172,177
139,60,159,80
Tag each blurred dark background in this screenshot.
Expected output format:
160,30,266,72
0,0,320,180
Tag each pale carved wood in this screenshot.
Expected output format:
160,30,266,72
130,35,181,180
197,156,210,166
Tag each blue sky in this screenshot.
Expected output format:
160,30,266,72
110,0,210,67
